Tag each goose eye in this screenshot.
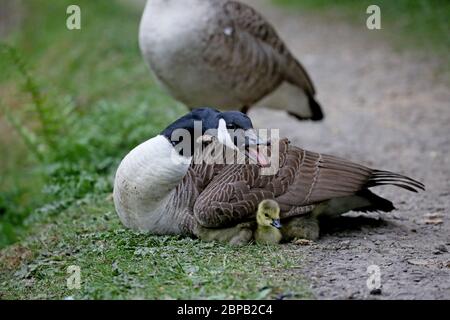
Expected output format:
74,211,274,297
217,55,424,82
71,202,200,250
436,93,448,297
227,124,236,129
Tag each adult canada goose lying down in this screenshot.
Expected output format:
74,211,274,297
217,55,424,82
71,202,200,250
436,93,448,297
113,108,424,241
139,0,324,121
113,109,424,242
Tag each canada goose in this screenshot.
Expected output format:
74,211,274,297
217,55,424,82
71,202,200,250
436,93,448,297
113,108,424,242
139,0,324,121
255,200,282,245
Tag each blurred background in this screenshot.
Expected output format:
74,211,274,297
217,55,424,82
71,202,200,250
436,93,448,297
0,0,448,248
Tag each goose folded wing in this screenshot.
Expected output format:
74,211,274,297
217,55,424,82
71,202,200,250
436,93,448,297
193,139,295,228
193,165,273,228
193,139,424,228
222,1,316,94
275,148,424,209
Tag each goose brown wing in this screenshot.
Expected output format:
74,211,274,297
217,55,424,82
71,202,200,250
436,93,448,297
276,150,373,207
219,1,316,95
276,148,424,208
192,139,424,229
193,139,294,228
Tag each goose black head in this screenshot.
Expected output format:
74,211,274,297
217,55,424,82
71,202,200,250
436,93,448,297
161,108,222,143
161,108,270,165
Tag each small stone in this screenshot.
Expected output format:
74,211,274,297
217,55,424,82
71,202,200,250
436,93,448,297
435,244,448,253
370,288,382,295
407,259,430,266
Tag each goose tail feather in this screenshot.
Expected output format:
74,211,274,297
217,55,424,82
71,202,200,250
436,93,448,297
366,170,425,193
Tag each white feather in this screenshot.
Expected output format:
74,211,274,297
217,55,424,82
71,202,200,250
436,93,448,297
113,135,191,234
139,0,221,106
217,119,237,151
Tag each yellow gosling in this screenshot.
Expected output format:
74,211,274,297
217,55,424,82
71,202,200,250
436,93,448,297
255,200,282,245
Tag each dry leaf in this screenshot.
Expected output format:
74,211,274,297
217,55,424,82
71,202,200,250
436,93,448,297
424,219,444,225
419,213,444,225
294,239,313,246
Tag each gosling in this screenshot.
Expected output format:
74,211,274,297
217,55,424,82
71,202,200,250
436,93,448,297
255,200,282,245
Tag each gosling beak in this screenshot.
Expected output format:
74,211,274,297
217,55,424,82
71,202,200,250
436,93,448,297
271,219,282,229
243,129,271,167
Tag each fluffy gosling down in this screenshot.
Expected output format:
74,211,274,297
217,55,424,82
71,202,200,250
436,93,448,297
255,200,283,245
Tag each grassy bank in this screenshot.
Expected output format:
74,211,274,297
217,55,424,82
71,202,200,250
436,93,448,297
0,0,183,247
0,197,309,299
273,0,450,60
0,0,309,299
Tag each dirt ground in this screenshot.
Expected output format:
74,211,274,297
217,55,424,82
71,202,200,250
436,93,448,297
242,0,450,299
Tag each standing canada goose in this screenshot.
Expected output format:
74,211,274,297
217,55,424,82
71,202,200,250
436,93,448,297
255,200,282,245
113,108,424,242
139,0,324,121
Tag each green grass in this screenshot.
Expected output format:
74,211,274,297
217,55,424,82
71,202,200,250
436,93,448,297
0,197,310,299
0,0,184,246
273,0,450,60
0,0,310,299
1,0,447,301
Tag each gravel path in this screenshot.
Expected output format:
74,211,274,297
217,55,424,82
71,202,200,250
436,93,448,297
243,0,450,300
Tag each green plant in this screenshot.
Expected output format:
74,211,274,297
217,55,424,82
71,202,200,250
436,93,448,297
0,0,185,247
0,198,310,299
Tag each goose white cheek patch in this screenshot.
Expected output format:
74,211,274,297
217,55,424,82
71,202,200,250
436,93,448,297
218,119,237,150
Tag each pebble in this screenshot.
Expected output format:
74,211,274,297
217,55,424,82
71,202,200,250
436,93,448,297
435,244,448,253
370,288,382,295
407,259,430,266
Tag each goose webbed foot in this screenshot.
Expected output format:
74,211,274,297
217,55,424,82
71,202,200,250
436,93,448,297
195,222,256,245
281,214,320,241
